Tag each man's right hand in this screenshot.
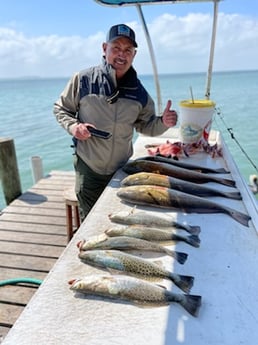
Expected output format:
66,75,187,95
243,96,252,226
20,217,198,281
71,123,95,140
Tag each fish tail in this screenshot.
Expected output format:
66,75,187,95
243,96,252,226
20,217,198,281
168,250,188,264
221,191,242,200
227,208,251,227
215,168,230,174
179,294,202,317
186,235,201,248
220,177,236,187
186,225,201,235
170,274,194,293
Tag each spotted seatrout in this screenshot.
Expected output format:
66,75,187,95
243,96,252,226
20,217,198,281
69,275,202,317
77,234,188,264
78,249,194,293
108,209,201,235
105,226,200,248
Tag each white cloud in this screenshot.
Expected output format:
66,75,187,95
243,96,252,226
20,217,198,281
0,12,258,78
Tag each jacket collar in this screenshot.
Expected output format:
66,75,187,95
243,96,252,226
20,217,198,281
102,57,138,89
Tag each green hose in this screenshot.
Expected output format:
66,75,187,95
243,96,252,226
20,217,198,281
0,278,42,286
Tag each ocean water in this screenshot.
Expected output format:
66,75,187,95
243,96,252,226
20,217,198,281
1,70,258,209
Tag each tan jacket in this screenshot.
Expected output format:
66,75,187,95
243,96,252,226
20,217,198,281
53,59,168,175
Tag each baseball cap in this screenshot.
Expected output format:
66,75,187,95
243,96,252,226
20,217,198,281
106,24,138,48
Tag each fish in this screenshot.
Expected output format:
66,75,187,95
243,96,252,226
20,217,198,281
105,226,200,248
77,234,188,264
138,155,229,174
108,209,201,235
117,185,251,227
122,160,236,188
69,274,202,317
78,249,194,293
121,172,242,200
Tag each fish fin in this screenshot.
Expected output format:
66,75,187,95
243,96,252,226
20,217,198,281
106,268,125,275
171,274,194,293
220,177,236,188
185,225,201,235
153,260,165,268
187,235,201,248
165,249,188,264
221,191,242,200
227,208,251,227
156,283,167,289
132,300,169,308
214,168,230,174
130,206,137,214
179,294,202,317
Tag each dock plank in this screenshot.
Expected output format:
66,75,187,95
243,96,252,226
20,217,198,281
2,205,66,217
0,170,76,341
0,268,48,281
0,241,64,256
0,213,66,226
0,230,66,245
0,305,25,328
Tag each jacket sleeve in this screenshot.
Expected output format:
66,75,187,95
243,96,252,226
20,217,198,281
134,94,168,137
53,73,81,135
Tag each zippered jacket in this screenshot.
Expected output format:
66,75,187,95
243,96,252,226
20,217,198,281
53,58,168,175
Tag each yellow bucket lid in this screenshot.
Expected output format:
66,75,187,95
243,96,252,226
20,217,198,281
180,99,216,108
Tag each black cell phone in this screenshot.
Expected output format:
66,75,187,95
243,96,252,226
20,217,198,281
87,126,112,139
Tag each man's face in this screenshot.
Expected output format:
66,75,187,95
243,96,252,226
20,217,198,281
103,37,137,79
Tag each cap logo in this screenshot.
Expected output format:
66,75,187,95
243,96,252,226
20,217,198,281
117,25,131,38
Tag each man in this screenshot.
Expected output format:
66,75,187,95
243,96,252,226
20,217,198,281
53,24,178,221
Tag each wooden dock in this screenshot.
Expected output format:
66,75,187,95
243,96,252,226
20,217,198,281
0,170,75,342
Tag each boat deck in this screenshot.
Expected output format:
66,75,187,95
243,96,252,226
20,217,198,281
0,171,75,341
1,129,258,345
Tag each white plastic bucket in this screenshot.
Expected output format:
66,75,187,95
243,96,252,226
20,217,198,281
179,99,216,144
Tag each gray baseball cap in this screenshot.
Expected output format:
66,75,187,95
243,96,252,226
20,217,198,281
106,24,137,47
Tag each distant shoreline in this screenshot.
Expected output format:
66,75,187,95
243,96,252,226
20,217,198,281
1,69,258,82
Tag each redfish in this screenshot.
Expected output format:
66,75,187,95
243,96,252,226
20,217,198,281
121,172,241,200
117,185,251,227
138,155,229,174
69,274,201,317
123,160,236,187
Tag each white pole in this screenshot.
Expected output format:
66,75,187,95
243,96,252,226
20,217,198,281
205,0,220,99
30,156,43,183
136,4,163,115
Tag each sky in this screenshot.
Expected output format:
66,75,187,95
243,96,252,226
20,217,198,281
0,0,258,78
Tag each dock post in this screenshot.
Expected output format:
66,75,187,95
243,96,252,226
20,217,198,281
0,138,22,205
30,156,43,183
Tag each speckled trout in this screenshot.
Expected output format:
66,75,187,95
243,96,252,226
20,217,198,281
77,234,188,264
117,185,251,227
78,249,194,293
108,209,201,235
121,172,242,200
105,226,200,248
69,274,202,317
123,160,236,187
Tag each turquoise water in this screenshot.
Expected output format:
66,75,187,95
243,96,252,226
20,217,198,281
1,70,258,209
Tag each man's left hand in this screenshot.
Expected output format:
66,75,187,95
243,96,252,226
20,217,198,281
162,100,178,127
